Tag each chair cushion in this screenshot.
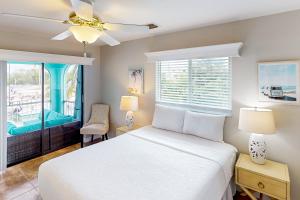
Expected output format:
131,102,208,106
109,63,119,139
89,104,109,124
7,122,16,133
9,123,42,135
80,124,108,135
152,104,185,133
45,116,73,127
44,111,74,127
38,109,51,120
47,111,65,121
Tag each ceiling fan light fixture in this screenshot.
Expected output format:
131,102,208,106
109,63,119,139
69,25,100,43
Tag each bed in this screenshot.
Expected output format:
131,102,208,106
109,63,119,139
38,125,237,200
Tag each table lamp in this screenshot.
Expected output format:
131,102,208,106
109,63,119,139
238,108,276,164
120,96,138,129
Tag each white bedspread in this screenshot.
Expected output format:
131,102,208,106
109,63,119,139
38,126,237,200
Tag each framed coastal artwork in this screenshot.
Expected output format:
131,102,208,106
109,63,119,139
128,68,144,95
258,61,299,104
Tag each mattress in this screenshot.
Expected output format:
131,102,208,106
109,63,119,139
38,126,237,200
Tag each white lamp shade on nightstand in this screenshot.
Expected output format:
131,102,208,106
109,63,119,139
238,108,276,165
120,96,138,111
238,108,276,134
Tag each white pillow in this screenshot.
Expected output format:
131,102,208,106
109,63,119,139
183,111,225,142
152,104,185,133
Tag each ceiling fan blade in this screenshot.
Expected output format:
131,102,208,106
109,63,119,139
70,0,93,20
103,22,158,31
98,32,120,46
103,23,149,32
0,12,64,23
51,30,72,40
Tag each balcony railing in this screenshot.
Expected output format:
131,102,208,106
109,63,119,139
8,100,75,125
64,101,75,116
7,100,50,124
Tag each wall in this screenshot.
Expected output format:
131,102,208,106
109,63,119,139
0,31,101,121
100,10,300,199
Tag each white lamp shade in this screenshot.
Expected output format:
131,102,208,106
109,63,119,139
120,96,138,111
69,26,100,43
238,108,276,134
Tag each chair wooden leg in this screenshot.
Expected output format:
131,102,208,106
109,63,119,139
80,134,84,148
91,135,94,142
105,133,108,140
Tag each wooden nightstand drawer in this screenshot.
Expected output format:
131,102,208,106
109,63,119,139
235,154,290,200
237,168,287,199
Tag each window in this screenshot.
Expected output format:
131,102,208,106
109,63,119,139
156,57,232,113
64,65,78,116
7,63,50,125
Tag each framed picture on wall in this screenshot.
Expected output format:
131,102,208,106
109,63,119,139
258,61,299,104
128,68,144,95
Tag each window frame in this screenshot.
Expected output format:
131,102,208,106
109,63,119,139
155,57,233,116
6,63,51,123
63,64,79,116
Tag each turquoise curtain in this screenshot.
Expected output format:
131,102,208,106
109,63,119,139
73,65,82,120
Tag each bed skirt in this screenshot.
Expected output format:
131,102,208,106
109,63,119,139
222,178,236,200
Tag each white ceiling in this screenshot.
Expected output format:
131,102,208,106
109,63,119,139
1,0,300,46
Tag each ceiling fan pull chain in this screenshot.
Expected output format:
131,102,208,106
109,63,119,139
83,41,88,57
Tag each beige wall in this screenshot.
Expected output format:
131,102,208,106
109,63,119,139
101,10,300,199
0,31,101,121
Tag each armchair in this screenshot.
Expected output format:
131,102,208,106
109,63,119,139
80,104,109,147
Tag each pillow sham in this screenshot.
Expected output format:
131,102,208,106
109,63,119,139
152,104,185,133
182,111,225,142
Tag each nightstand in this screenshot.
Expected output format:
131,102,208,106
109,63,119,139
116,125,141,136
235,153,290,200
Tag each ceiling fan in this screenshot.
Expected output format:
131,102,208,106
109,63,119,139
0,0,158,46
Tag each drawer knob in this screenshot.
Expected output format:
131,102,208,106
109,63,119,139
257,182,265,189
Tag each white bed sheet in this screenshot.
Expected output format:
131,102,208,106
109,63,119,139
38,126,237,200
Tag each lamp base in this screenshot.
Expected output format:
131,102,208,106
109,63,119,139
249,133,267,165
125,111,134,129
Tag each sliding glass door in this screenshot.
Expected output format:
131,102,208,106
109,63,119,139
6,63,43,165
6,62,83,166
42,64,82,152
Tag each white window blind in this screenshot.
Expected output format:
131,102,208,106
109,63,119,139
156,57,232,112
